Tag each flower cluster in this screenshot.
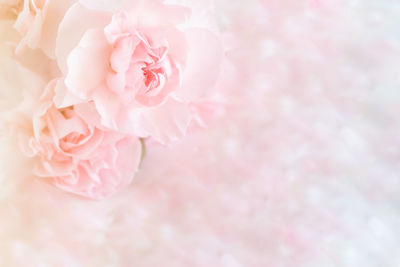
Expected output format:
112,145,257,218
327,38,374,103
1,0,222,199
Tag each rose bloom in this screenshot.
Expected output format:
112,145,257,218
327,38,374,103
54,0,222,143
20,80,142,199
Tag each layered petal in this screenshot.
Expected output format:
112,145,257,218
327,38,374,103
56,2,110,73
52,135,141,200
132,97,191,144
65,28,110,99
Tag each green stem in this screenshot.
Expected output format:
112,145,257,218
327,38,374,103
140,138,146,163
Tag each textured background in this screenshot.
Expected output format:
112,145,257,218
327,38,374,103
1,0,400,266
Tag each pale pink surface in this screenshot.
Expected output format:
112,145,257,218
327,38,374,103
0,0,400,266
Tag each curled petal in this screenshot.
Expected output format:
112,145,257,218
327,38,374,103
53,79,84,108
52,135,142,200
132,97,191,144
40,0,77,58
56,2,110,74
65,29,110,99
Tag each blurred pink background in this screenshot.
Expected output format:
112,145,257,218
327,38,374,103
1,0,400,266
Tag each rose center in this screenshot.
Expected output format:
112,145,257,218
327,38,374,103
142,65,165,88
59,107,90,145
63,132,86,144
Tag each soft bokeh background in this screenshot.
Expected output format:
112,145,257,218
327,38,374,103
1,0,400,266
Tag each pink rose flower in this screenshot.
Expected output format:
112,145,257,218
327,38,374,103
21,80,142,199
54,0,222,143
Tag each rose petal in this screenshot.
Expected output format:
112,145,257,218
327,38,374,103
104,11,133,44
39,0,76,58
56,2,110,74
165,28,188,68
34,157,75,177
92,85,121,130
46,107,87,140
109,36,136,73
177,27,223,101
53,79,84,108
52,135,142,200
64,129,104,159
132,97,191,144
65,28,110,99
74,102,102,129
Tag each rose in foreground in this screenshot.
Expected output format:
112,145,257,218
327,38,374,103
54,0,222,143
20,80,142,199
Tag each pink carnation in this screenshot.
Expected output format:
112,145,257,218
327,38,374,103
21,80,142,199
54,0,222,143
